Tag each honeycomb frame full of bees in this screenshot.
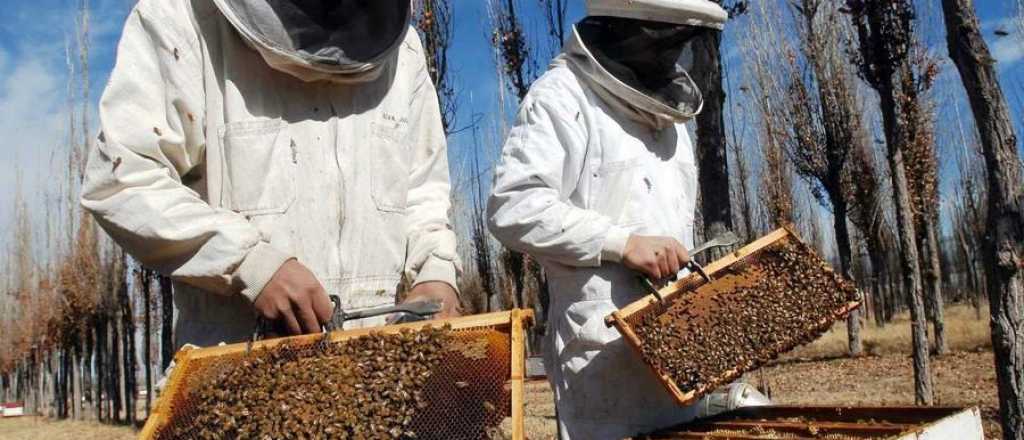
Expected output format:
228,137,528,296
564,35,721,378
139,309,533,440
605,227,861,407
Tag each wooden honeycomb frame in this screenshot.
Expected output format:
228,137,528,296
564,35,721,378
605,227,861,406
140,309,534,440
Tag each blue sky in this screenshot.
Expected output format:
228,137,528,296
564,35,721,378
0,0,1020,261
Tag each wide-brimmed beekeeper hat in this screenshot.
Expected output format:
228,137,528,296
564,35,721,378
586,0,728,30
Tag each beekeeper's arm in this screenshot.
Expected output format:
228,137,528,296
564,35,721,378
488,89,690,278
400,36,463,317
81,3,331,333
487,90,630,267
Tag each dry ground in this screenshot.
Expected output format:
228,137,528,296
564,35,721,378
1,305,999,439
519,304,999,439
0,416,135,439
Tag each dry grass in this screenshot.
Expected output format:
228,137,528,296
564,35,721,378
785,303,991,360
523,380,558,439
0,417,135,440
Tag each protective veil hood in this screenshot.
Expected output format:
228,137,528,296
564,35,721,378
212,0,412,83
560,25,704,129
587,0,728,29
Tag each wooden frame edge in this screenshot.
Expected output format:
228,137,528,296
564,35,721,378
139,347,198,439
613,228,793,318
183,310,518,361
510,309,526,440
603,226,862,408
139,309,533,439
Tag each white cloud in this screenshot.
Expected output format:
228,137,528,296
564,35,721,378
969,12,1024,71
991,36,1024,68
0,55,67,234
0,0,135,257
0,58,64,153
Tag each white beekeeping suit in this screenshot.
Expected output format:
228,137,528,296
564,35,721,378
82,0,460,348
487,0,727,438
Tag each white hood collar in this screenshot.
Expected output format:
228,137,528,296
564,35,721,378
586,0,728,30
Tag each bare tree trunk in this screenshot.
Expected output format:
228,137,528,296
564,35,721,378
143,269,153,417
691,28,734,260
846,0,932,403
921,220,947,355
36,355,44,416
84,330,92,420
941,1,1024,437
95,320,105,421
730,140,755,242
117,266,136,426
866,242,888,326
871,275,885,327
159,275,174,371
956,221,982,316
42,353,49,417
72,347,81,420
833,200,863,356
65,351,72,418
64,350,72,419
56,349,66,418
26,358,36,415
64,350,71,418
110,315,122,423
879,89,934,405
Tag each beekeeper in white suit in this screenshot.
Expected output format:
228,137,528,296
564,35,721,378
488,0,729,438
82,0,461,349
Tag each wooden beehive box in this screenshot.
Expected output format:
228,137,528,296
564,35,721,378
635,406,985,439
140,309,534,440
606,228,861,406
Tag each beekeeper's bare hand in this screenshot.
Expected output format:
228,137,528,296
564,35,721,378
253,260,334,335
402,282,462,319
622,235,691,280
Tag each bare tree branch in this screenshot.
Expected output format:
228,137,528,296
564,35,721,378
415,0,459,135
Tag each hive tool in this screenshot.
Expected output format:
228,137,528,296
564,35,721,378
324,296,444,330
249,296,443,349
639,231,741,302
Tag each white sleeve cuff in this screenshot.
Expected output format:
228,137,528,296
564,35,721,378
233,242,294,303
413,255,460,292
601,226,632,263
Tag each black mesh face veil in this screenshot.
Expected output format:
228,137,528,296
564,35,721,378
222,0,411,68
266,0,408,64
576,16,713,109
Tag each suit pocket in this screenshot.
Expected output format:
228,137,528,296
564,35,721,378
561,299,621,363
592,158,644,228
219,119,295,216
370,121,410,213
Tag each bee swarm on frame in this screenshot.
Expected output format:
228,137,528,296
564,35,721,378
155,325,507,440
629,239,859,397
